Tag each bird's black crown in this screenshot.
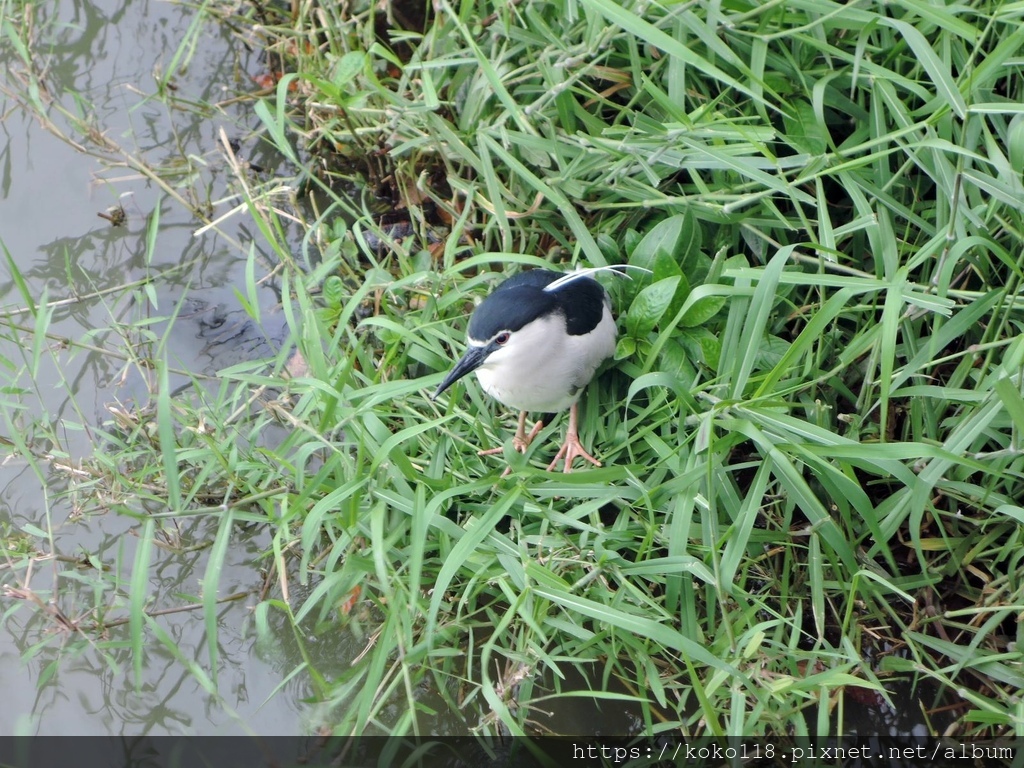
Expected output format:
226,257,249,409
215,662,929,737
467,269,607,341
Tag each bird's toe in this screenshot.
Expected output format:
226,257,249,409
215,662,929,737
547,435,602,473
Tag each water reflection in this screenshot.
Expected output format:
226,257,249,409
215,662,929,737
0,0,301,736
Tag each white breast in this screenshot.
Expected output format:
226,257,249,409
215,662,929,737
474,303,616,413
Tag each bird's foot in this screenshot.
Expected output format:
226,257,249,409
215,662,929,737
546,432,602,473
518,419,545,450
478,413,545,476
545,402,600,473
477,443,520,478
477,421,541,455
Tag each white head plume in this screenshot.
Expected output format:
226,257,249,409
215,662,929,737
543,264,653,292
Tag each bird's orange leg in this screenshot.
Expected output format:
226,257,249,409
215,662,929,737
478,411,547,477
478,411,545,455
546,402,601,473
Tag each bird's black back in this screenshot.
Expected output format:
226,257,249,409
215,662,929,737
467,269,607,341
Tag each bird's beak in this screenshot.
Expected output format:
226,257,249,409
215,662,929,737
432,345,489,400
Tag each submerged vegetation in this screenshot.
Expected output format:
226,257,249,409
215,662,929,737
3,0,1024,741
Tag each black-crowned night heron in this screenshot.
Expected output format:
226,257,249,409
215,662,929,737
433,268,618,473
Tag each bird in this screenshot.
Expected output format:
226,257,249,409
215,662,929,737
432,267,619,473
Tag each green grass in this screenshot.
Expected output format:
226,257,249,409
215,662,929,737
3,0,1024,741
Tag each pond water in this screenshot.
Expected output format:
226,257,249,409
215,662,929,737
0,0,315,736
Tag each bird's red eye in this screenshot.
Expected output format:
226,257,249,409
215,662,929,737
495,332,511,345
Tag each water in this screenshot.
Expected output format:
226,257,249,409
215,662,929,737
0,0,311,735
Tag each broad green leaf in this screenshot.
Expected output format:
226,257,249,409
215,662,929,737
332,50,366,88
652,250,683,282
630,213,699,273
657,339,698,380
680,295,726,328
626,276,680,338
624,228,642,258
615,336,637,360
678,209,703,273
679,327,721,371
323,275,345,309
654,251,691,322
